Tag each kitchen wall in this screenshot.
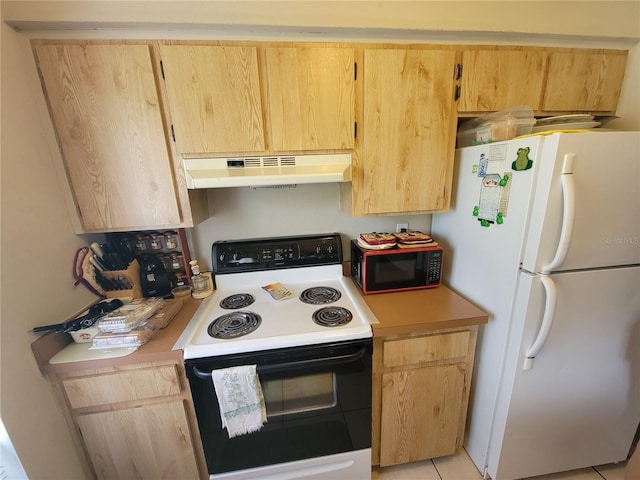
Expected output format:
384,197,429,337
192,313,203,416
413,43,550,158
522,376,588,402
188,186,430,270
1,2,639,479
3,1,640,39
0,22,97,479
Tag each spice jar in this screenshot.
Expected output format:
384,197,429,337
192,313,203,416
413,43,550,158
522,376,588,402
120,235,135,255
149,232,163,251
169,252,184,272
172,273,189,288
134,234,150,254
163,231,179,250
159,253,172,272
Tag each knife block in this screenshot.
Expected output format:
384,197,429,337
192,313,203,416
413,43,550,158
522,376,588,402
102,259,143,299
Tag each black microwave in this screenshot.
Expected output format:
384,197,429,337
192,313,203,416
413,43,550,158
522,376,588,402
350,240,443,294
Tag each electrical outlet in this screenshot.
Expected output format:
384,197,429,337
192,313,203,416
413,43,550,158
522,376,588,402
396,223,409,232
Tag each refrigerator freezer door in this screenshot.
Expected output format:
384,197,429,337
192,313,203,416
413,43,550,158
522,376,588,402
430,136,543,471
487,266,640,480
523,132,640,273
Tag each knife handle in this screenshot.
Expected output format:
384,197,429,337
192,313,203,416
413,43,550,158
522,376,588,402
90,242,104,257
89,255,104,272
32,324,63,333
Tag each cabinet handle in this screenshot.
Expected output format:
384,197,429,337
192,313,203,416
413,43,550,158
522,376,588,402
455,63,463,80
191,346,367,379
455,85,461,101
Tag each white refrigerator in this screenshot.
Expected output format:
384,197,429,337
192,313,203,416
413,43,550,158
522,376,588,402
430,131,640,480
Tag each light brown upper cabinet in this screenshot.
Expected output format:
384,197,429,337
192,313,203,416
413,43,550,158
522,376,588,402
159,45,266,155
264,47,355,152
458,49,548,113
160,44,355,155
34,43,186,232
542,50,628,112
358,48,458,215
458,47,627,115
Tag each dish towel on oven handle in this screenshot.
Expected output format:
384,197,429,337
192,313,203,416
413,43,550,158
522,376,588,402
211,365,267,438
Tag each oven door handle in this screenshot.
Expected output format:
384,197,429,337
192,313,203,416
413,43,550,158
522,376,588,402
191,346,367,379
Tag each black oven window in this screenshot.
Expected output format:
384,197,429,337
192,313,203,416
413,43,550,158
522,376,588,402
262,372,337,417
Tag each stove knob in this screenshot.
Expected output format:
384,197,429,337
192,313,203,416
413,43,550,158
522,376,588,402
315,245,322,255
218,252,229,263
326,245,334,255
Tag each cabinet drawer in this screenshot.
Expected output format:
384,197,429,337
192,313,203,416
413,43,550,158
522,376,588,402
383,331,470,368
63,365,181,409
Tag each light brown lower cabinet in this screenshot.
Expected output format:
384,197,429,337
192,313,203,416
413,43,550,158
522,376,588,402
372,326,478,467
50,360,207,480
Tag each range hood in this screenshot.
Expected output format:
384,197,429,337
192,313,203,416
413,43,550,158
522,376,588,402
183,154,352,189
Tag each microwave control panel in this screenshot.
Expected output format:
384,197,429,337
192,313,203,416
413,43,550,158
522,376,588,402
427,249,442,284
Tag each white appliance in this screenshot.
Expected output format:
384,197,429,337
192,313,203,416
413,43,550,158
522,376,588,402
183,154,352,189
431,131,640,480
177,264,373,360
174,234,374,480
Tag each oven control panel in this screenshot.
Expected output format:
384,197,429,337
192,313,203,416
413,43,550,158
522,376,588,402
213,233,343,273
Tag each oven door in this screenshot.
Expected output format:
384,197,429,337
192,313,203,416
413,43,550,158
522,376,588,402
185,338,372,476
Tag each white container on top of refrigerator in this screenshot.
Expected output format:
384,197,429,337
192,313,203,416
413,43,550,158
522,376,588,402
431,131,640,480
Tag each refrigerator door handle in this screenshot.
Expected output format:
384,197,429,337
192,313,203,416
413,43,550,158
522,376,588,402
523,275,557,370
541,154,576,274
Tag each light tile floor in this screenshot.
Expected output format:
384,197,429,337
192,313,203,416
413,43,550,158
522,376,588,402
373,449,628,480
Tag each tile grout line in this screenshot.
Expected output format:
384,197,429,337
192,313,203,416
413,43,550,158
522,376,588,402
431,459,444,480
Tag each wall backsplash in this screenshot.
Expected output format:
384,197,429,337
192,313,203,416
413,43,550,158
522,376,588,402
187,183,431,270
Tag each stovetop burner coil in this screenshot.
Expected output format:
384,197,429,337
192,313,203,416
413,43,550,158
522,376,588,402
208,311,262,339
312,306,353,327
219,293,255,310
299,286,342,305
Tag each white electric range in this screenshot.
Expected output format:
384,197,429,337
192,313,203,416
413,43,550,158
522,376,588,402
175,233,375,480
174,234,374,359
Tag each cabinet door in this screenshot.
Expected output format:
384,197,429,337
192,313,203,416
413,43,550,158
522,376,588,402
380,364,465,466
542,51,627,112
35,44,181,231
362,49,457,214
265,47,355,152
160,45,265,154
459,49,547,112
77,400,201,480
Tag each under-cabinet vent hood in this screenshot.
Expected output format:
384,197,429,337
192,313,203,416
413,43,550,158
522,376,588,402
183,154,352,189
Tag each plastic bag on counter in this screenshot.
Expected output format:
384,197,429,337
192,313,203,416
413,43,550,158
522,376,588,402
95,297,164,333
89,329,156,350
89,298,182,350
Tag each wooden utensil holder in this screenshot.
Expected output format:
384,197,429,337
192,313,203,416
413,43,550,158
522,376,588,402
102,259,143,299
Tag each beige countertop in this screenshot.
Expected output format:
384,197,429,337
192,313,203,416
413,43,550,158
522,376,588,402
358,285,488,337
31,297,203,375
32,282,488,374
